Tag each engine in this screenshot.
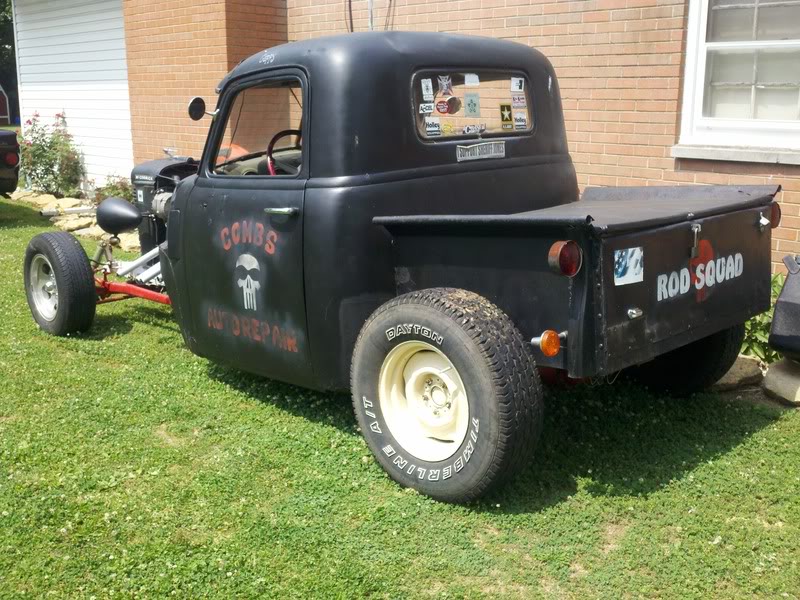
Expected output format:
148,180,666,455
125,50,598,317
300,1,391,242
131,157,198,253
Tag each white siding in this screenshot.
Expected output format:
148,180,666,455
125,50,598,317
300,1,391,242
13,0,134,186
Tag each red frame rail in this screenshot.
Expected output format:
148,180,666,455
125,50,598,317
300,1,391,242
95,276,171,305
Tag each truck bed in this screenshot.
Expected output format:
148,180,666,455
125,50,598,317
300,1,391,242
375,185,780,378
374,185,779,236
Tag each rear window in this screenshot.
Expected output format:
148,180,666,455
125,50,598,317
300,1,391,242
412,71,534,140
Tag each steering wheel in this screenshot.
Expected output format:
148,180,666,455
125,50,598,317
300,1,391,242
267,129,302,176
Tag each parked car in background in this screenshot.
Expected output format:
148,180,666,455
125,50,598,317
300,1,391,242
0,130,20,195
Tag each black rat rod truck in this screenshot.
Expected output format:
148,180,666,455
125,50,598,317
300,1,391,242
24,32,781,503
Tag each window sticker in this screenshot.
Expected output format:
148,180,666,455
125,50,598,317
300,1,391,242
614,247,644,286
462,124,486,135
456,141,506,162
464,92,480,117
500,104,513,130
425,116,442,137
441,122,457,135
414,71,534,139
421,78,434,101
438,75,454,96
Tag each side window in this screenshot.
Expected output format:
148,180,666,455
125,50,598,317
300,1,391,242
412,71,534,140
213,78,304,176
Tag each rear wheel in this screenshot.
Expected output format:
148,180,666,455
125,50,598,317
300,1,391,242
24,232,96,336
351,288,543,503
628,324,745,396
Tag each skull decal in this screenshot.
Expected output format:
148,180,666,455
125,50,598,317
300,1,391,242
235,253,261,311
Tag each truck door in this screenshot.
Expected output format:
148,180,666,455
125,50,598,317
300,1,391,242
181,70,313,386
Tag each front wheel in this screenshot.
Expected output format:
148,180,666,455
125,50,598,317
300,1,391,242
351,288,543,503
24,232,97,336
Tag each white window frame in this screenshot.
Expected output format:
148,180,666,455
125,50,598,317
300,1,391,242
673,0,800,164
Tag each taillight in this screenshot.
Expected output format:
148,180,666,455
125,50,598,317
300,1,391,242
4,152,18,167
548,240,583,277
771,202,782,229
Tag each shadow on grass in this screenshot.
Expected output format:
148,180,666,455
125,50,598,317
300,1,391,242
206,362,786,513
87,304,178,340
0,196,45,229
488,382,786,513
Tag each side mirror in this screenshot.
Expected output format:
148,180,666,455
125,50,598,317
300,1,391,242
188,97,207,121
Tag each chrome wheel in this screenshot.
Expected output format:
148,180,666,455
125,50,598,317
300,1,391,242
378,341,469,462
29,254,58,321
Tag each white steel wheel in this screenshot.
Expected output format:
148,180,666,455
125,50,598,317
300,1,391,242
29,254,59,321
378,340,469,462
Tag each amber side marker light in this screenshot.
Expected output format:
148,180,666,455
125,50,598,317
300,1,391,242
548,240,583,277
532,329,563,357
771,202,782,229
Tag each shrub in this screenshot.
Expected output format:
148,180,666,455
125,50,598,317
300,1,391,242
95,175,135,204
741,272,785,364
20,113,85,198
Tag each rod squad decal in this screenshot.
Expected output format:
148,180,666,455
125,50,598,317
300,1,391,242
657,242,743,302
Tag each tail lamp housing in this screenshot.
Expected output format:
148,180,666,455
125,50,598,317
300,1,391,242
770,201,781,229
4,152,18,167
548,240,583,277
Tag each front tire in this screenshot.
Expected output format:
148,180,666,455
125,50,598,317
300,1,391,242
628,323,745,396
351,288,543,503
24,232,97,336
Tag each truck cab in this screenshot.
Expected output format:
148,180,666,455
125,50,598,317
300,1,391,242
163,32,580,391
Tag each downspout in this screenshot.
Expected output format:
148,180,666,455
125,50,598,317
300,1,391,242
368,0,374,30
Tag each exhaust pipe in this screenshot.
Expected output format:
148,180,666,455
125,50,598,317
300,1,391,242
136,261,162,284
117,246,161,277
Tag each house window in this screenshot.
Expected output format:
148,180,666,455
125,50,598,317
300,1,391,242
674,0,800,164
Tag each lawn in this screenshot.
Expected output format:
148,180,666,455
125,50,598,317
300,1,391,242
1,195,799,598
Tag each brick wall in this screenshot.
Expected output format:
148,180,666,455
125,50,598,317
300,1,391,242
123,0,288,165
286,0,800,272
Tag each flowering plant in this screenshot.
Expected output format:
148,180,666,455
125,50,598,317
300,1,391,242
20,112,85,198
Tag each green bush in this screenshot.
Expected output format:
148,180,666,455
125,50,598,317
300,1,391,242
95,175,134,204
741,272,785,364
20,113,85,198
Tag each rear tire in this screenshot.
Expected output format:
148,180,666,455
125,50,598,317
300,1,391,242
24,232,96,336
628,324,745,396
351,288,543,503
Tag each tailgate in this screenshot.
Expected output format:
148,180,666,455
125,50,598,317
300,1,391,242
600,203,774,373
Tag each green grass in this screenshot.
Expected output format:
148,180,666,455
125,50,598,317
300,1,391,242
1,195,799,598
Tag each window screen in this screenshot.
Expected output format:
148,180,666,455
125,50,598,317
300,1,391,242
703,0,800,121
412,71,534,139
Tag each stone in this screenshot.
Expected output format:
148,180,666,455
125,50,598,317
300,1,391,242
712,354,763,391
117,232,141,253
54,216,95,233
56,197,84,209
26,193,59,209
72,225,106,240
763,358,800,407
